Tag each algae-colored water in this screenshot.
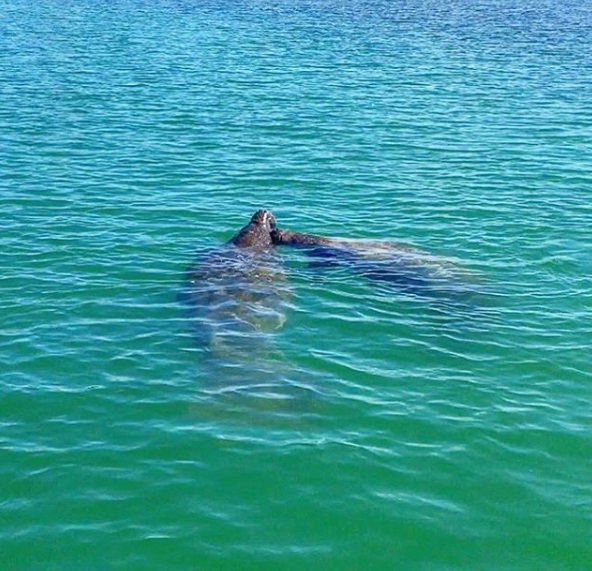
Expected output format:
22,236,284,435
1,1,591,569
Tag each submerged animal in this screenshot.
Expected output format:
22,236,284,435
271,227,482,302
180,210,290,358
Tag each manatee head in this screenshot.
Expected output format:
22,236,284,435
230,210,277,249
250,210,277,232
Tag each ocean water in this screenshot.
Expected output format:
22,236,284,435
1,0,591,569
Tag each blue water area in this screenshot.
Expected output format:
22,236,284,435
1,0,591,569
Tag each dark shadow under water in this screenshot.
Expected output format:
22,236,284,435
179,245,322,425
178,239,498,427
301,244,494,315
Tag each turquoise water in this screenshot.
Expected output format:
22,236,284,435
1,0,591,569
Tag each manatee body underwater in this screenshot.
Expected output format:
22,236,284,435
179,210,291,361
271,227,484,305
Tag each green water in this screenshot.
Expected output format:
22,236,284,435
1,0,591,569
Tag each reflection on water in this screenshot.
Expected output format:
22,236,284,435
2,0,591,567
190,356,323,429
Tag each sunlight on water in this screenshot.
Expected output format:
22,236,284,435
1,0,591,570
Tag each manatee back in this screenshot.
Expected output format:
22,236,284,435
180,245,290,355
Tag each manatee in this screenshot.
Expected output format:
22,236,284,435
271,228,482,303
180,210,290,358
226,209,277,249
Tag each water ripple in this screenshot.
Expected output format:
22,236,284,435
2,0,592,569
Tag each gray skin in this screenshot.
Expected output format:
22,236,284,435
181,210,289,356
227,209,277,249
271,228,479,301
186,209,278,291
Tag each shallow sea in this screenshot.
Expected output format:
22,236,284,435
1,0,591,569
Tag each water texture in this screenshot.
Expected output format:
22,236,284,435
1,0,591,569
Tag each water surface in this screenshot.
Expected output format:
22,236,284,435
1,0,591,569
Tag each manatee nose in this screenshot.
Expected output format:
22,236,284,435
266,211,277,230
252,209,276,229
